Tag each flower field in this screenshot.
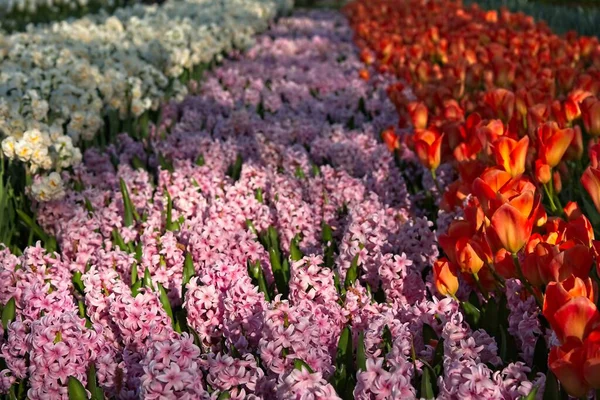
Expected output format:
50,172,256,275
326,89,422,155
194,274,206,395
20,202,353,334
1,0,600,398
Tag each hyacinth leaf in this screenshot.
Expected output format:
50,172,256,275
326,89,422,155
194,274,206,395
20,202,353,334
16,209,56,252
356,331,367,372
245,219,258,237
119,178,138,227
131,263,138,286
255,188,264,203
195,154,205,166
461,301,481,328
181,252,195,300
142,268,153,289
543,371,560,400
164,189,180,232
293,359,314,373
381,325,393,356
86,363,104,400
481,297,499,337
311,163,320,177
416,366,435,400
2,297,16,330
422,323,438,346
158,153,174,173
269,247,288,298
157,283,178,332
290,235,304,261
268,227,281,259
67,376,88,400
226,155,243,181
112,229,128,252
334,270,345,297
294,166,306,180
84,198,94,214
217,391,231,400
520,386,538,400
332,326,355,399
72,271,85,296
131,155,145,170
532,335,548,375
432,338,444,376
131,280,142,297
247,260,271,302
344,254,360,289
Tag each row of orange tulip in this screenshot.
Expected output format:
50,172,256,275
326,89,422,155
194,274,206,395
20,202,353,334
345,0,600,396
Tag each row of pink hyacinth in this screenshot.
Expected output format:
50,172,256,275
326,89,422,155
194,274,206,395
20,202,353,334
0,10,544,400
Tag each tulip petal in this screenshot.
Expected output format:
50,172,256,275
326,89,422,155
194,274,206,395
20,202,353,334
554,297,599,343
490,203,531,253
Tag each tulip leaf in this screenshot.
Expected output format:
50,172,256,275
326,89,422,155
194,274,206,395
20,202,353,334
294,359,314,373
2,297,16,330
356,331,367,372
67,376,89,400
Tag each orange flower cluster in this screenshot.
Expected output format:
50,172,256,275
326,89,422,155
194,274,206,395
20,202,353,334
345,0,600,395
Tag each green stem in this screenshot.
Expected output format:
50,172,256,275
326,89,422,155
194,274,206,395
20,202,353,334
472,272,490,300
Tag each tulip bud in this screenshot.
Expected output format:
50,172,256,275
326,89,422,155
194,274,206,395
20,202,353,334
433,258,459,297
534,160,551,184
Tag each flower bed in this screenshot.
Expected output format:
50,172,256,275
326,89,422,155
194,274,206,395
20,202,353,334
346,0,600,397
0,9,545,399
0,0,292,201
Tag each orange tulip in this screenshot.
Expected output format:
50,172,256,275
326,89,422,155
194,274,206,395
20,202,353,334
534,160,551,185
493,248,516,279
433,258,459,297
582,166,600,214
522,242,593,286
492,136,529,177
413,129,444,171
483,88,515,122
549,341,589,398
407,101,428,130
359,69,370,80
543,276,599,344
489,192,535,254
564,201,583,220
537,122,575,168
381,128,400,151
582,96,600,136
454,236,486,275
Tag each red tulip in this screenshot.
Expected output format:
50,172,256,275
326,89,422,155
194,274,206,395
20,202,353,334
581,166,600,214
549,340,589,398
582,96,600,136
543,276,599,344
537,122,575,168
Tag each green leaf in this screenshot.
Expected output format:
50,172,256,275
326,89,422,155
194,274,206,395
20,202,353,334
335,326,353,367
520,385,538,400
481,297,499,337
344,254,360,289
422,323,438,346
217,391,231,400
72,271,85,296
158,153,174,173
130,264,138,286
87,363,104,400
294,359,314,373
290,235,304,261
84,198,94,214
295,166,306,180
67,376,89,400
269,247,288,298
157,283,178,332
182,252,195,301
332,326,355,399
543,371,560,400
226,155,243,181
142,268,153,289
255,188,264,203
2,297,16,330
420,366,435,400
247,260,271,302
131,155,145,170
131,280,142,297
381,325,393,356
111,228,128,252
461,301,481,328
195,154,205,166
119,178,137,227
356,331,367,372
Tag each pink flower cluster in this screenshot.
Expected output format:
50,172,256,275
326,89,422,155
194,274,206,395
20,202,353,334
0,10,544,399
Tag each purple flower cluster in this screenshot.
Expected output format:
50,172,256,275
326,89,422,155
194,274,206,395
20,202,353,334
0,10,543,399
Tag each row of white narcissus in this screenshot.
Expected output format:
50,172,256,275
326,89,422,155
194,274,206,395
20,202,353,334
0,0,293,201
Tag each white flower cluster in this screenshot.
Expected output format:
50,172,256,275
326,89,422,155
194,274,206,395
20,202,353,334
0,0,293,201
0,0,134,32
